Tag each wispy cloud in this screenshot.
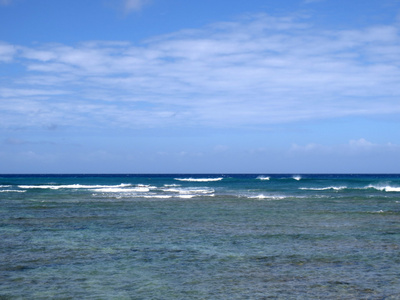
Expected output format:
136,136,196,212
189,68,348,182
1,14,400,130
303,0,324,4
291,138,400,154
122,0,150,13
3,138,57,145
0,0,13,6
0,42,16,62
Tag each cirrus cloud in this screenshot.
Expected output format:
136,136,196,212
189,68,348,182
122,0,150,13
0,0,13,6
0,42,17,62
1,14,400,130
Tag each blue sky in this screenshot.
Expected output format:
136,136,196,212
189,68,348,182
1,0,400,173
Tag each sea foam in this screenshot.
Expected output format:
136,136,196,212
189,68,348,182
256,176,270,180
93,187,150,193
162,187,215,195
248,194,286,200
300,186,347,191
0,189,26,193
367,185,400,192
19,183,132,190
174,178,223,182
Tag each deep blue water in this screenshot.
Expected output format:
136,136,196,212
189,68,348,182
1,174,400,299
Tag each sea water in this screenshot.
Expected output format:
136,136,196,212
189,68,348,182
1,174,400,299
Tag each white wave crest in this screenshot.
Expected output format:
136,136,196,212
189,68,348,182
248,194,286,200
0,189,26,193
176,194,215,199
163,187,214,195
385,187,400,192
143,195,173,199
19,183,132,190
367,185,400,192
257,176,270,180
178,195,195,199
174,177,223,182
293,175,301,181
93,187,150,193
300,186,347,191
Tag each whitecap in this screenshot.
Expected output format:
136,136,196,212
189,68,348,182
292,175,301,181
176,193,214,199
19,183,133,190
143,195,173,199
19,185,56,189
162,188,181,193
0,189,26,193
174,178,223,182
300,186,347,191
93,187,150,193
256,176,270,180
366,185,400,192
178,195,195,199
162,187,214,195
382,186,400,192
248,194,286,200
137,184,157,189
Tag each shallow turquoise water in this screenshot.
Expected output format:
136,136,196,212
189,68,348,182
1,174,400,299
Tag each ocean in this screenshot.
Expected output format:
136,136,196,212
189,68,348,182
1,174,400,299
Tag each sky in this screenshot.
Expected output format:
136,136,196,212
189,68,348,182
1,0,400,173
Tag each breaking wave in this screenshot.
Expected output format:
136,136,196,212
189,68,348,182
256,176,270,180
367,185,400,192
248,194,286,200
18,183,132,190
300,186,347,191
0,189,26,193
93,187,151,193
300,185,400,192
174,178,223,182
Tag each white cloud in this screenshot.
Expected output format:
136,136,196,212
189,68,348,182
1,14,400,130
290,143,329,152
0,88,67,98
349,138,375,148
0,0,13,6
0,43,16,62
291,139,400,154
122,0,149,13
303,0,324,3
